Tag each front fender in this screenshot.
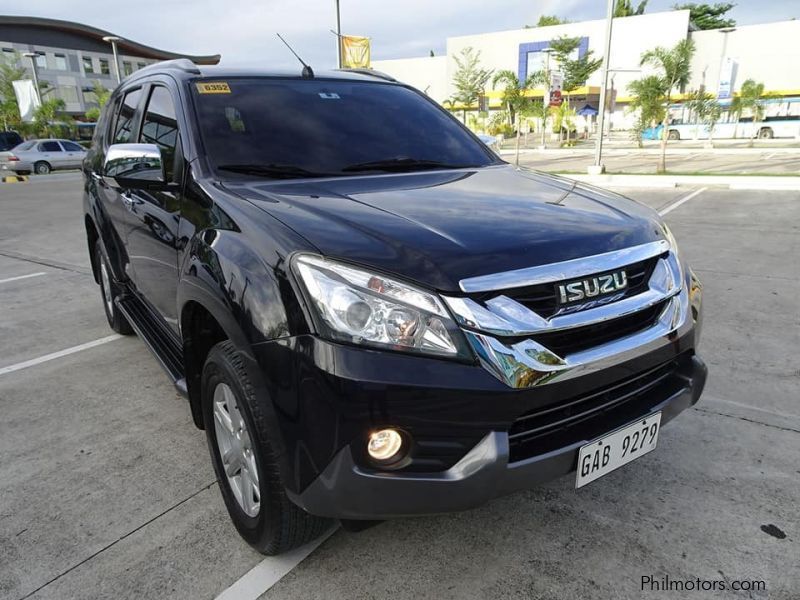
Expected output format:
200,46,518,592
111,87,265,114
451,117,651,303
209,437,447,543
178,228,296,347
177,227,303,487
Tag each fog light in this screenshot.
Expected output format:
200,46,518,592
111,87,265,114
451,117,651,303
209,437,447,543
367,429,404,462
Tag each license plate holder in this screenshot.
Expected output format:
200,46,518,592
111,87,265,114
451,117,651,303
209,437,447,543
575,412,662,488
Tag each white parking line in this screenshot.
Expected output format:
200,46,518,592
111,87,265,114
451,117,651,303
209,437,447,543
0,334,123,376
658,187,707,216
0,272,46,284
215,527,338,600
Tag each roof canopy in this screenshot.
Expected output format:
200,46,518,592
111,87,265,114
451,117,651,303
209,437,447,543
0,15,220,64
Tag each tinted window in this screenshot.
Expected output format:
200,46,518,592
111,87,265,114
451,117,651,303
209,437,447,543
62,141,84,151
192,79,495,176
39,141,62,152
140,86,179,179
113,88,142,144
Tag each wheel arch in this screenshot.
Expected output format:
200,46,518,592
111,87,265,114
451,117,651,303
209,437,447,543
176,230,298,476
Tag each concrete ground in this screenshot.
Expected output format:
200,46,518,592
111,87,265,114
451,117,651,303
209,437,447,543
0,175,798,600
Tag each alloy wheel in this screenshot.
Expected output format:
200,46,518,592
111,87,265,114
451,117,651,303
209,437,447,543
212,382,261,517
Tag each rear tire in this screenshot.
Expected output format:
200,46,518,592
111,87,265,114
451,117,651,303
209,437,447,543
667,130,680,141
34,161,51,175
202,340,330,555
758,127,774,139
95,245,133,335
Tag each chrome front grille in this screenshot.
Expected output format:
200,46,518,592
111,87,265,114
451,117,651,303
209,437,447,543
473,256,658,319
443,240,692,388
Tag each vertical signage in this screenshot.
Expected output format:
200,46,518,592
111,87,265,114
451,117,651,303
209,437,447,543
717,58,736,99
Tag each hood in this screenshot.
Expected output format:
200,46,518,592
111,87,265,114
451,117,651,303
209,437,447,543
224,165,665,292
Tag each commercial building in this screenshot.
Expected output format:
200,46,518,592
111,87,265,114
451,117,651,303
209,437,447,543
0,15,220,118
373,10,800,130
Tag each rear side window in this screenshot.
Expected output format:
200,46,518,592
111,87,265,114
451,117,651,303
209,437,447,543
61,141,84,151
140,86,179,179
113,88,143,144
39,141,62,152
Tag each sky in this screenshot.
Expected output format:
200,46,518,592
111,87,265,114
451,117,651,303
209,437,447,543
3,1,797,69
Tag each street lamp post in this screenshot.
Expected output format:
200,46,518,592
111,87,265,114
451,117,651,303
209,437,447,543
539,47,553,149
102,35,123,84
335,0,342,68
22,52,42,105
590,0,615,174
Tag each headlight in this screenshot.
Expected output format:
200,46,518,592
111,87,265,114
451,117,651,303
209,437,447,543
662,222,680,256
293,254,469,359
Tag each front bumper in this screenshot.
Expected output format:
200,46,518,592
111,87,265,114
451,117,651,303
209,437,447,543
281,343,706,519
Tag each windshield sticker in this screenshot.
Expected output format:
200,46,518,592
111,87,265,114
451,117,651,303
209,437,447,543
196,82,231,94
318,92,340,99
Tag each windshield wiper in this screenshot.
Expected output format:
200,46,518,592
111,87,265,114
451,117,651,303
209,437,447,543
217,164,338,179
341,158,478,173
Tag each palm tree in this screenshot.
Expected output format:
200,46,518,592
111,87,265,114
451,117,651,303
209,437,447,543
33,98,66,138
640,39,695,173
737,79,766,147
627,75,668,148
491,69,546,165
685,90,721,147
0,55,27,131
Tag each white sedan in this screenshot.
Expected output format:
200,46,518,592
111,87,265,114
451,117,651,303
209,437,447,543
0,139,87,175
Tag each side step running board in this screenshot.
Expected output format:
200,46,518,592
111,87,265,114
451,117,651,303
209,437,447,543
116,294,187,396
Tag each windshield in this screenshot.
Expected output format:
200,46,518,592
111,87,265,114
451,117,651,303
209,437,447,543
191,78,497,177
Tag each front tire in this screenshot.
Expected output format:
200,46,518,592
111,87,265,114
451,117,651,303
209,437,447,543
96,245,133,335
667,129,680,141
202,341,330,555
758,127,774,139
34,161,51,175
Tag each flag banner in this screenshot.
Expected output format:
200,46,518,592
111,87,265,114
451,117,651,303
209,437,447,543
12,79,40,122
341,35,371,69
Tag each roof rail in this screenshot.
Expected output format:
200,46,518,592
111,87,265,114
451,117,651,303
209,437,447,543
337,68,396,82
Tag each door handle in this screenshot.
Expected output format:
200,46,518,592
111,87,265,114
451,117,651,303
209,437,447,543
121,192,134,206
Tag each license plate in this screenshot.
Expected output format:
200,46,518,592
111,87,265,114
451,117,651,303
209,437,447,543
576,412,662,488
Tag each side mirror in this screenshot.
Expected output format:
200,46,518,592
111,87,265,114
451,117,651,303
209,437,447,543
104,143,167,189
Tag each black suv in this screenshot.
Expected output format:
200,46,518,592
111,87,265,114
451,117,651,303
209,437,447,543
0,130,23,152
83,60,706,554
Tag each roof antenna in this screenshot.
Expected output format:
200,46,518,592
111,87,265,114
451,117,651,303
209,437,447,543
276,33,314,78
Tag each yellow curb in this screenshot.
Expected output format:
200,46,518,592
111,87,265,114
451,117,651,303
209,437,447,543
1,175,29,183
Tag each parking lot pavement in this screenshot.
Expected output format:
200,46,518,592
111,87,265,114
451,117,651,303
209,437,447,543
514,148,800,175
1,174,798,600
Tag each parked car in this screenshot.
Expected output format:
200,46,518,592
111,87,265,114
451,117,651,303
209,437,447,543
477,133,500,149
0,130,23,152
84,60,706,555
0,138,87,175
